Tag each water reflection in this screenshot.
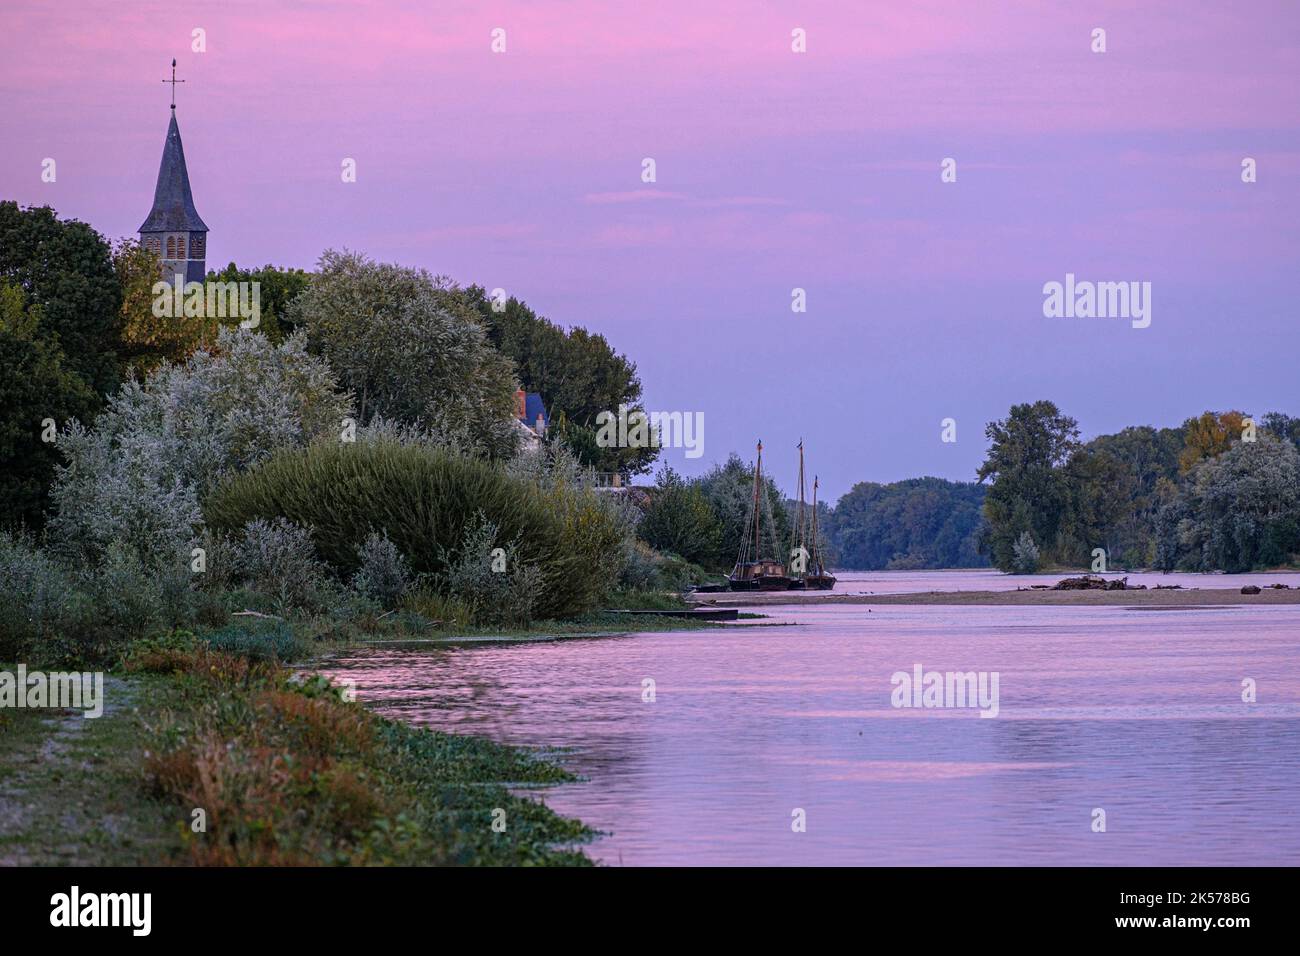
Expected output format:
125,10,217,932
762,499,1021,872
823,568,1300,595
323,602,1300,865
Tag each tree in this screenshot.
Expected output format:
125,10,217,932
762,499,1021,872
976,401,1080,571
1055,425,1184,569
288,251,519,458
1056,443,1126,567
207,261,311,342
115,239,217,376
48,328,351,568
1262,412,1300,450
1178,410,1249,474
0,283,97,529
0,202,121,396
461,285,658,475
637,467,723,567
1011,531,1041,574
1155,438,1300,572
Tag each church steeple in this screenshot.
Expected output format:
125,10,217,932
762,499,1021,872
139,61,207,283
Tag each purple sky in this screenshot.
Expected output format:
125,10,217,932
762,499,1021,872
3,0,1298,500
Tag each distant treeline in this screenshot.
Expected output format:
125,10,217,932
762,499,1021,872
820,404,1299,574
977,402,1300,574
822,478,987,570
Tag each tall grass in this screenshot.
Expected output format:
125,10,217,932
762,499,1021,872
203,439,626,620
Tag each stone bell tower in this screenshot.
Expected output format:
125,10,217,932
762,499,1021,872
139,59,207,283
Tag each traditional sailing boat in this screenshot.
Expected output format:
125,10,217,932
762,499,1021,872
788,441,837,590
728,440,793,591
804,474,837,590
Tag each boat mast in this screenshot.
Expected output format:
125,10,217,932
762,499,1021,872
752,440,764,561
810,475,821,573
793,440,807,577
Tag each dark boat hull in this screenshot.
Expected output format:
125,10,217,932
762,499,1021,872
729,560,791,592
728,575,794,591
805,574,836,590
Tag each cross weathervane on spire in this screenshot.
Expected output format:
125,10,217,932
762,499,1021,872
162,58,185,109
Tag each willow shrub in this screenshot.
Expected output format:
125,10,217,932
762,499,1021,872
203,439,626,620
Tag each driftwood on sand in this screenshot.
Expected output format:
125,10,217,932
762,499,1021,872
1051,575,1145,591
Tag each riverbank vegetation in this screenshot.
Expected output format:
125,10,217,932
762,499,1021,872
1,204,700,668
0,634,592,865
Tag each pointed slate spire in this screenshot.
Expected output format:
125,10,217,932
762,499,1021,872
139,110,207,233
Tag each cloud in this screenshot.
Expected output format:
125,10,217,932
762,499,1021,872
583,190,689,204
402,223,541,241
691,196,792,208
591,222,677,246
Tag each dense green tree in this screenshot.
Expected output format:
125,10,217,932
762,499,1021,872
637,467,724,567
0,202,121,395
1156,438,1300,572
977,400,1294,572
1262,412,1300,450
974,402,1298,573
207,261,311,342
0,283,97,528
827,477,987,570
1056,444,1126,566
461,286,658,475
1057,425,1183,568
976,401,1080,571
288,251,519,458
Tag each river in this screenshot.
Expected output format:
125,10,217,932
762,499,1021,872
324,570,1300,865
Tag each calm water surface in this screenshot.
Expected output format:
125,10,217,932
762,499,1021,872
819,568,1300,594
325,597,1300,865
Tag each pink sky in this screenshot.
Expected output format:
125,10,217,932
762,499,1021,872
3,0,1299,498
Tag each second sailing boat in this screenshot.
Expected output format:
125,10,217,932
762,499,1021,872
728,441,793,590
788,440,837,590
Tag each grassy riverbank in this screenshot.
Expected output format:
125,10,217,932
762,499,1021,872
0,634,596,866
1,602,735,866
285,606,733,659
